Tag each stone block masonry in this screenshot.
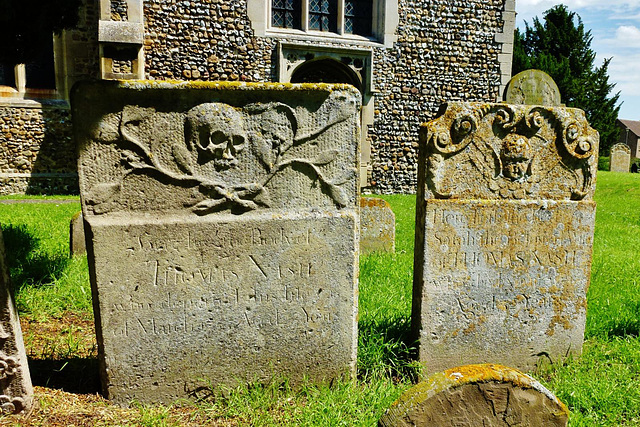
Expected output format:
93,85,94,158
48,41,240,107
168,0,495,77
73,80,360,404
413,102,599,373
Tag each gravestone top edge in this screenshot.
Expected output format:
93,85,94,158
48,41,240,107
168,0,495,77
71,79,362,97
504,69,562,106
383,364,569,424
610,142,631,153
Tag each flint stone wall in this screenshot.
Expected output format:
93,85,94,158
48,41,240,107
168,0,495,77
0,103,77,195
413,102,598,372
73,80,360,404
0,228,34,414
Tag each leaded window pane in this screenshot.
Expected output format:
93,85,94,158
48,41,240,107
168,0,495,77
344,0,372,36
272,0,301,29
308,0,337,32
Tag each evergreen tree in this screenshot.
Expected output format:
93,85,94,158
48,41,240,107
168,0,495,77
513,5,621,154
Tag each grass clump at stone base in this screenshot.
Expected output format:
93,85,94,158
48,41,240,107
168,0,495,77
0,172,639,425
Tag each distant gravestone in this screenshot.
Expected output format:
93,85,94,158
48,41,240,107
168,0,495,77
504,69,561,106
413,102,598,372
69,211,86,256
360,197,395,254
379,364,569,426
73,81,361,404
0,228,34,414
632,163,639,173
609,143,631,172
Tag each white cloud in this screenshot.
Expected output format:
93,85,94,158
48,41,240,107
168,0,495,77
608,25,640,47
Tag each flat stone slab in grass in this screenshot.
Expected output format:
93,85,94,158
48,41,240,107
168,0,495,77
379,364,569,426
609,143,631,172
0,228,34,414
360,197,395,254
73,80,361,404
69,211,86,256
413,102,598,372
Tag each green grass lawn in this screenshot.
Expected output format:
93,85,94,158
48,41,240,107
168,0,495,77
0,171,638,425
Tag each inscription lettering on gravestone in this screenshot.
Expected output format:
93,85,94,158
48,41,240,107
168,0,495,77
72,81,360,404
609,143,631,172
0,228,34,414
413,101,598,372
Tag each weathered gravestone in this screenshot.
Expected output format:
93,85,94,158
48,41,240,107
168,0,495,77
413,102,598,372
69,211,86,256
504,69,562,106
360,197,395,254
609,143,631,172
379,364,569,426
0,228,34,414
72,81,361,404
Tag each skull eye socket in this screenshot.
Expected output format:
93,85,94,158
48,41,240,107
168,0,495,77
209,130,229,148
232,135,245,148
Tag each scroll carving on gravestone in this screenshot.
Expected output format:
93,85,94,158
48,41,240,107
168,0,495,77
413,101,598,372
73,81,360,405
379,364,569,427
424,103,598,201
0,229,34,414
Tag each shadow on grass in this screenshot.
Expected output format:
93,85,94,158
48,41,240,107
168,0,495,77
2,224,70,291
605,303,640,338
28,357,101,394
358,315,420,382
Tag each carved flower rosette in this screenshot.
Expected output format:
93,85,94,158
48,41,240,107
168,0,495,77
422,102,598,201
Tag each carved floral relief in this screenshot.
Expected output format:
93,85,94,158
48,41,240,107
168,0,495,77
421,103,599,200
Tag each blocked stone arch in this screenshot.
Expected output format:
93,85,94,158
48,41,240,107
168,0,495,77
290,57,363,90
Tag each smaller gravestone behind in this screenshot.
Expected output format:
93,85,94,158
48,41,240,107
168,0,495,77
504,69,561,106
379,364,569,427
360,197,395,254
69,211,86,256
0,228,34,414
632,163,639,173
609,143,631,172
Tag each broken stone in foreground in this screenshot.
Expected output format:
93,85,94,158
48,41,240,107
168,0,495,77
73,81,361,404
0,228,34,414
413,102,598,372
379,364,569,427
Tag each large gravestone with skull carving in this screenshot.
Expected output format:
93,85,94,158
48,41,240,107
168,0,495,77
412,102,598,372
72,81,360,404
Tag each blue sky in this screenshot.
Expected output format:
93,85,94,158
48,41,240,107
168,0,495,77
516,1,640,120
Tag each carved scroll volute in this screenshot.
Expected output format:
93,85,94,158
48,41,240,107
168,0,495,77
420,102,598,201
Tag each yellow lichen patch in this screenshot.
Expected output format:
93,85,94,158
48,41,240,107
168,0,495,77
115,79,359,95
383,364,569,423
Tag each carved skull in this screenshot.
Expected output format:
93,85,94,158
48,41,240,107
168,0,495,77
186,103,247,169
500,134,532,181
